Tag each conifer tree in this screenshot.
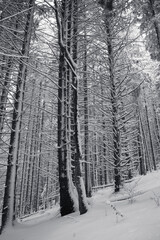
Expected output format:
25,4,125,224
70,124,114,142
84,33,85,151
0,0,35,233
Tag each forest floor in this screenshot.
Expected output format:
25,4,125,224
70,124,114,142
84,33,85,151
1,170,160,240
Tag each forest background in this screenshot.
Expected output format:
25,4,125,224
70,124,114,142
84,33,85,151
0,0,160,234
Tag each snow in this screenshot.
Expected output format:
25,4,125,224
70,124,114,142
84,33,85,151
1,170,160,240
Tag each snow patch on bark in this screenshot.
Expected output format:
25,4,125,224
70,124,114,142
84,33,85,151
67,155,78,211
80,177,89,210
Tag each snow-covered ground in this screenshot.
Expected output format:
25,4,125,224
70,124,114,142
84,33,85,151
1,170,160,240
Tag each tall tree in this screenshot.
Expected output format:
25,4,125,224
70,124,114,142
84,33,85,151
98,0,121,192
54,0,88,216
0,0,35,233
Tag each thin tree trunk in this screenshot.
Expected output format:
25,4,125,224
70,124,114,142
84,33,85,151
137,124,146,175
143,88,156,170
25,113,36,215
19,79,35,217
83,28,91,197
139,112,152,172
36,82,45,211
0,57,13,139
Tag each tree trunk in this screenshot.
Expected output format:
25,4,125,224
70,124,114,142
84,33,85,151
139,112,152,172
55,0,88,215
143,87,156,170
100,0,121,192
58,50,75,215
19,79,35,217
83,28,92,197
137,123,146,175
0,57,13,139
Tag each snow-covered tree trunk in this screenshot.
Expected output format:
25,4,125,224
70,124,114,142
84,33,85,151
19,79,36,217
36,92,45,211
83,22,92,197
137,121,146,175
100,75,109,185
54,0,88,215
0,57,13,139
56,0,77,216
71,0,88,214
139,111,152,172
143,87,156,171
99,0,121,192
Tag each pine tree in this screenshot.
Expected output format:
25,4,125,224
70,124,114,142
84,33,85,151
0,0,35,233
54,0,88,216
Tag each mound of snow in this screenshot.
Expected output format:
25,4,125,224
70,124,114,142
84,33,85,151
1,170,160,240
